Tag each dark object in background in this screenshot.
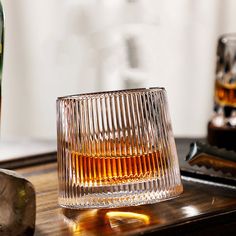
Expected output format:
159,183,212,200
186,141,236,176
0,169,36,235
208,122,236,151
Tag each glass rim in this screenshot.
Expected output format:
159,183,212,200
57,87,165,101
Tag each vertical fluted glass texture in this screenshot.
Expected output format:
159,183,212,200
57,88,183,209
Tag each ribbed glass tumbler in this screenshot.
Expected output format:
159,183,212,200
57,88,183,209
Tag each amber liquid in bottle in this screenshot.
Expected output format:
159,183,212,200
68,141,169,187
215,80,236,107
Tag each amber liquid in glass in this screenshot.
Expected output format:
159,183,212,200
215,80,236,107
69,143,168,186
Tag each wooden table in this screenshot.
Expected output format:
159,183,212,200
5,139,236,235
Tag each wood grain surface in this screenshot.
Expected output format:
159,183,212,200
1,139,235,235
15,161,236,236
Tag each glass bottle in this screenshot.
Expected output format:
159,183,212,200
208,34,236,151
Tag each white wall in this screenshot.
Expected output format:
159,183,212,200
1,0,236,139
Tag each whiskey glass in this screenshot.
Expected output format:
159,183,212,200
57,88,183,209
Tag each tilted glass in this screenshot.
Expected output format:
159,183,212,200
57,88,183,209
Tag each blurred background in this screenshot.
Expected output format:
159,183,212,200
1,0,236,140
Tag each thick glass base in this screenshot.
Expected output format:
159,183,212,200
58,179,183,209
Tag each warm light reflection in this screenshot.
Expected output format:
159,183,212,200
62,209,100,235
62,209,151,235
181,206,200,217
106,211,150,227
63,218,80,235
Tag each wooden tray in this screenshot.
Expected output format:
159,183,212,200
1,139,236,235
